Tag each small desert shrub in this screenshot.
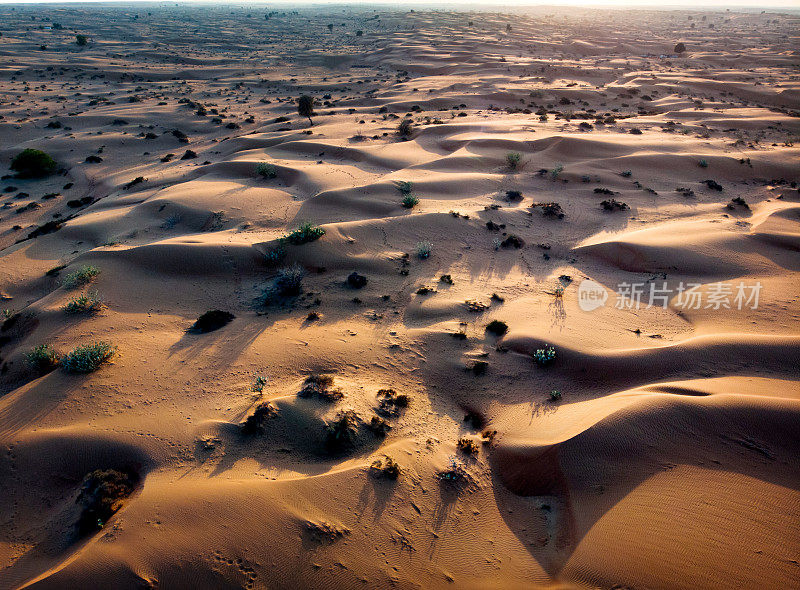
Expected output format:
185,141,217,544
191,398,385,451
727,196,750,210
620,170,632,177
62,265,99,289
191,310,235,332
325,410,360,451
506,152,521,170
505,190,523,201
125,176,145,189
11,149,57,178
472,360,488,375
63,291,102,314
77,468,138,534
440,274,453,284
402,193,419,208
457,438,479,455
75,34,88,46
601,198,628,211
698,159,708,168
251,373,267,393
376,388,409,417
299,373,342,401
437,458,468,485
347,271,368,289
550,164,564,180
416,241,432,259
263,244,286,267
532,202,565,219
704,179,723,191
394,180,413,195
674,42,686,53
533,345,556,367
500,234,524,249
485,320,508,336
276,263,305,296
240,401,278,435
367,415,392,436
285,222,325,245
27,344,59,372
397,119,414,138
256,162,277,179
61,341,117,373
370,456,400,480
549,389,562,402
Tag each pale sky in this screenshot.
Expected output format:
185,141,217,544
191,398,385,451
1,0,799,6
1,0,799,7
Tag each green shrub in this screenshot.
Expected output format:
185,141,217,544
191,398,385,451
397,119,414,138
506,152,521,170
401,193,419,208
256,162,277,178
394,180,413,195
76,34,88,46
240,401,277,435
10,149,57,178
62,265,99,289
26,344,60,372
533,345,556,367
63,291,102,314
275,263,305,296
325,410,360,452
61,341,117,373
285,222,325,245
416,241,432,259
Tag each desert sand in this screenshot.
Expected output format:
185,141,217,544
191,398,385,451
0,3,799,589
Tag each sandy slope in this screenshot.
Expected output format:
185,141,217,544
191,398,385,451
0,4,799,589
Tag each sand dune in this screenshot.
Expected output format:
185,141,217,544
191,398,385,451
1,4,799,589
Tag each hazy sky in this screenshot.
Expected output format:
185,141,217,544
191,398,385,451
1,0,798,6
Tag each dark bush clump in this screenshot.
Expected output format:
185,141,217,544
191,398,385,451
299,374,343,401
703,179,723,191
500,234,525,249
347,271,368,289
240,401,278,435
325,410,360,452
485,320,508,335
191,310,235,333
397,119,414,138
76,34,88,46
297,95,315,126
285,222,325,245
601,198,629,211
77,468,138,534
11,149,57,178
369,456,400,479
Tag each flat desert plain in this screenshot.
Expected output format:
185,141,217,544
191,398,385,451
0,4,799,589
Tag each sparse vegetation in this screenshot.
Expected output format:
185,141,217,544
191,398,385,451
26,344,59,372
299,374,343,401
275,263,305,296
11,149,57,178
440,274,453,285
347,271,368,288
674,42,686,54
240,401,278,435
532,202,565,219
297,95,315,126
256,162,278,179
397,119,414,138
76,34,88,46
457,438,479,455
698,159,708,168
325,410,360,452
533,345,556,367
549,389,562,402
191,310,235,333
376,388,409,417
63,291,103,314
76,468,137,534
61,341,117,373
506,152,521,170
369,455,400,480
402,193,419,208
285,222,325,245
251,373,267,393
601,198,629,211
416,241,432,259
437,458,468,485
394,180,413,195
62,266,99,289
486,320,508,335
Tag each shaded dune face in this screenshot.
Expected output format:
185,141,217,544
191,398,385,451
0,4,799,590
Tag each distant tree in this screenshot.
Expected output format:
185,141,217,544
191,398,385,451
327,23,333,32
674,42,686,54
76,34,88,46
297,95,315,127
